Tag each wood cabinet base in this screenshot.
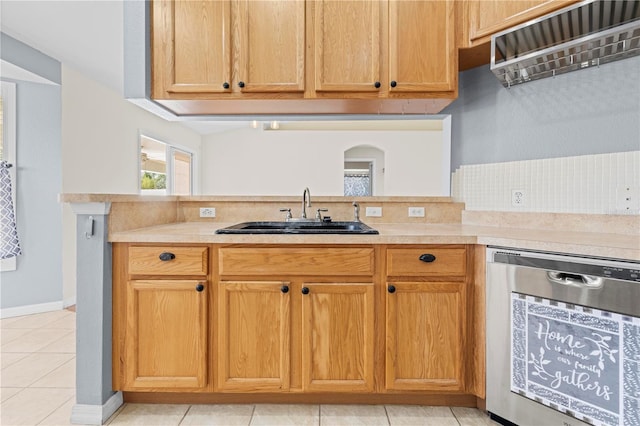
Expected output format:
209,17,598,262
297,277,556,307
123,391,479,407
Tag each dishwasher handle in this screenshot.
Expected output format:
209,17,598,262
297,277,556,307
546,271,604,289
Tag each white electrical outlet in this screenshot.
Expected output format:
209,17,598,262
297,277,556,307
199,207,216,218
365,206,382,217
408,207,425,217
511,190,525,207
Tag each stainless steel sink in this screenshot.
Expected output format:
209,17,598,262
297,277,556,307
215,221,379,235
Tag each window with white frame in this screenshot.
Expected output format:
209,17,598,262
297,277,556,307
139,134,193,196
1,81,18,272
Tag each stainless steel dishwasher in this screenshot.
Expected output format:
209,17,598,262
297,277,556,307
486,247,640,426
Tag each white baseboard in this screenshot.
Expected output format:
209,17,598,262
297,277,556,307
0,301,64,319
71,392,123,425
63,296,77,309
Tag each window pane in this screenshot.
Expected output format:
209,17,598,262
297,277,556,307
172,149,192,195
344,173,371,196
140,135,167,195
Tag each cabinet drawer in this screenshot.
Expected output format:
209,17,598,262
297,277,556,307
219,247,374,276
128,246,208,276
387,248,466,277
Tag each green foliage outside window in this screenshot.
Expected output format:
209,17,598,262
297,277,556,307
141,172,166,190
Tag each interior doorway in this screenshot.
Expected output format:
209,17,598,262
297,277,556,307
344,145,385,196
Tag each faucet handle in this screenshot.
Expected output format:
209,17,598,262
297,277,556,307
352,202,360,222
315,208,329,221
279,208,292,221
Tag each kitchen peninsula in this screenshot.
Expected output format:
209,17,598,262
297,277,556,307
61,194,639,424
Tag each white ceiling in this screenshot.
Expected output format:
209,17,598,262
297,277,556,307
0,0,249,135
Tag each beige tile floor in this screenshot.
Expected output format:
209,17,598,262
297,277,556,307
1,310,499,426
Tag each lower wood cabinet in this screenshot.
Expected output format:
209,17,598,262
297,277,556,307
113,243,483,401
123,279,208,390
217,281,291,392
217,280,375,393
385,281,465,391
301,283,375,392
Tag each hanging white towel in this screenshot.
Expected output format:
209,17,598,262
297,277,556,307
0,161,21,259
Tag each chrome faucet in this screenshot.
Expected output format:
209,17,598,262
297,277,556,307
353,202,360,222
301,187,311,219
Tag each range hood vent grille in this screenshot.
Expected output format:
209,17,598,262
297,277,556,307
491,0,640,87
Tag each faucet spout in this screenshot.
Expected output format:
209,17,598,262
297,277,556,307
353,202,360,222
301,187,311,219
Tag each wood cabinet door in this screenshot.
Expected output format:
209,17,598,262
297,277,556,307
469,0,577,44
385,281,465,391
124,280,208,389
234,0,305,92
218,281,291,391
301,283,374,392
388,0,456,92
313,0,383,92
152,0,231,95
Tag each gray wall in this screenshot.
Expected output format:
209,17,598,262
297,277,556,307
444,56,640,171
1,34,63,309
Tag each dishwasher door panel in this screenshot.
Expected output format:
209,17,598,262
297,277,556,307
486,249,640,426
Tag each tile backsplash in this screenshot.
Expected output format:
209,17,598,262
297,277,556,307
451,151,640,214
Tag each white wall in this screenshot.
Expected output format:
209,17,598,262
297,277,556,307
61,65,202,305
202,126,448,196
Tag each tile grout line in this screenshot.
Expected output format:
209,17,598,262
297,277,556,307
449,406,462,426
27,356,76,388
34,393,75,426
383,405,391,426
248,403,256,426
0,386,27,405
177,404,192,425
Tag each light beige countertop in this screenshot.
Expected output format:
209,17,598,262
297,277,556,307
61,193,639,261
110,221,640,262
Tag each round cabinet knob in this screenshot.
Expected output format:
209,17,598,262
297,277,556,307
390,80,397,88
419,254,436,263
281,285,289,294
158,252,175,261
301,287,310,295
388,285,396,294
222,82,230,89
374,81,381,88
238,81,245,88
195,283,205,292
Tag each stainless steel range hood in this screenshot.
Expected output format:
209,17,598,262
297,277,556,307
491,0,640,87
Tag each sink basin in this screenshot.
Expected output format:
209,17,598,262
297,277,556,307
215,221,379,235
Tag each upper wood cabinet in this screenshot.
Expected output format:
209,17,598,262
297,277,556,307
311,0,456,95
152,0,305,98
389,0,456,93
151,0,458,113
234,0,306,93
464,0,579,46
313,0,383,92
153,0,231,94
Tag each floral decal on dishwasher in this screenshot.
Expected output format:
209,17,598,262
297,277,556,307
511,293,640,426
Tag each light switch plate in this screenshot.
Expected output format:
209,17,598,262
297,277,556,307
365,206,382,217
